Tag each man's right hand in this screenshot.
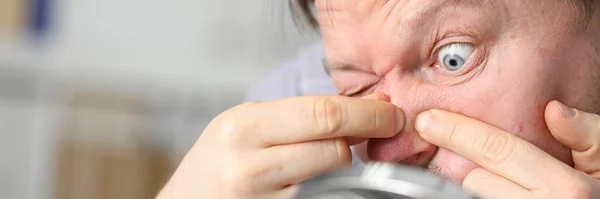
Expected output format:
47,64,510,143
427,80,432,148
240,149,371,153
156,93,404,199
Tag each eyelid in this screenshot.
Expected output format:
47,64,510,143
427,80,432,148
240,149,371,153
347,86,375,98
340,76,382,97
341,86,365,97
430,36,477,59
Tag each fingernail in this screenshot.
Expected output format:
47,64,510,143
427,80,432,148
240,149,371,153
415,111,434,134
395,109,406,132
554,101,577,119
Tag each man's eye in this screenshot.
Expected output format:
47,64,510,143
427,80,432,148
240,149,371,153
436,43,475,71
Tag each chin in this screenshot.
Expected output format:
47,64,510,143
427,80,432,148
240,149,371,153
426,149,480,183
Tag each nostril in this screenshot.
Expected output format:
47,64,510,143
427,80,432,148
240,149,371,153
400,152,425,165
397,153,418,165
414,147,438,167
414,151,431,166
412,152,424,164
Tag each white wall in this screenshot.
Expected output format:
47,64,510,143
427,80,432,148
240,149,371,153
0,0,320,198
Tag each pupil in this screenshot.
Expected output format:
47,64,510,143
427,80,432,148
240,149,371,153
449,59,457,66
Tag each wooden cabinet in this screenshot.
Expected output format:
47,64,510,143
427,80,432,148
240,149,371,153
55,92,172,199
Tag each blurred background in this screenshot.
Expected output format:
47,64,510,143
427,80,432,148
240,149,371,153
0,0,319,198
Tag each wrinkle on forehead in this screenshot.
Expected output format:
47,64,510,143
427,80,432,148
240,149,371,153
397,0,495,31
316,0,494,33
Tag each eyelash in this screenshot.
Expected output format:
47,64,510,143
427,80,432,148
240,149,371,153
346,82,376,97
348,90,367,97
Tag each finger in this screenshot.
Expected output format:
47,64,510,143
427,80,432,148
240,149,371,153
347,93,392,145
545,100,600,177
233,95,403,147
258,138,353,187
463,168,532,199
415,109,575,190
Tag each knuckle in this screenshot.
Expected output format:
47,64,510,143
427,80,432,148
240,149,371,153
313,98,343,135
482,132,516,166
322,139,352,167
371,105,382,131
335,139,353,165
215,102,261,144
218,117,249,143
447,121,461,146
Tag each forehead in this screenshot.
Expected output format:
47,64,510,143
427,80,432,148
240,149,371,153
315,0,499,70
314,0,486,16
314,0,579,63
312,0,575,22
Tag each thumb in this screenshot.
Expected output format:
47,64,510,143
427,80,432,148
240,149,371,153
545,100,600,177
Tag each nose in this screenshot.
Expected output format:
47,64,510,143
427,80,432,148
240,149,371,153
363,65,440,166
367,116,437,166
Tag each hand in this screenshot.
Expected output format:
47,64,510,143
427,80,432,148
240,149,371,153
414,101,600,199
156,93,404,199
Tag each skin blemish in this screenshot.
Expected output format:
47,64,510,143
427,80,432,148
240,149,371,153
517,121,525,134
508,121,526,135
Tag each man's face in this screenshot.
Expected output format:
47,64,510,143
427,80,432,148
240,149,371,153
317,0,600,182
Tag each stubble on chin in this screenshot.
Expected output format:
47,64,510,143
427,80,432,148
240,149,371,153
426,162,458,183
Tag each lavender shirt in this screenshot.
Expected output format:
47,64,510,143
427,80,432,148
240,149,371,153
245,44,337,100
245,43,365,167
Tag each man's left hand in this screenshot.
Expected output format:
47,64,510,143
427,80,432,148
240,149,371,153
415,101,600,199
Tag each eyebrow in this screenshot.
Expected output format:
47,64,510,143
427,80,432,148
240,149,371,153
323,0,483,74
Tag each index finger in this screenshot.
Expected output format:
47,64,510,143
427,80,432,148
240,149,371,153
246,95,404,146
415,109,574,190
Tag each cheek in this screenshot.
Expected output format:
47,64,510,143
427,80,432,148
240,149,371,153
449,55,560,151
384,42,574,172
440,43,572,164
